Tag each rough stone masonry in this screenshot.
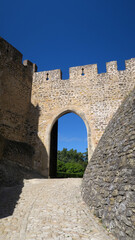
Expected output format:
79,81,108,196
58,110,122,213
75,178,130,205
82,87,135,240
0,37,135,177
0,37,135,239
31,45,135,177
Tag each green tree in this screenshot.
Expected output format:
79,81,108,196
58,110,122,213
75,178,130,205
57,148,88,177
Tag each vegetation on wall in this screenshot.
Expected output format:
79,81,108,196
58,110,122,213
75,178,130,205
57,148,88,178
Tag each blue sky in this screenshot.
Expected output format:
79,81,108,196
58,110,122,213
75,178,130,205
58,113,87,152
1,0,135,152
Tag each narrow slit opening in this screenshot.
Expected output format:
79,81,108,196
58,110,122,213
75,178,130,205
46,73,49,80
81,68,85,76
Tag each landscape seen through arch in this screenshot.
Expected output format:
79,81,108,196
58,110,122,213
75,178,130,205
50,113,88,178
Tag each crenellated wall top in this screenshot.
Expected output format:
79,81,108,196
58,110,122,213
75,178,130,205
33,58,135,82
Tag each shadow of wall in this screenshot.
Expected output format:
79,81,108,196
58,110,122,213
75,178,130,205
82,87,135,240
0,182,24,219
25,103,48,176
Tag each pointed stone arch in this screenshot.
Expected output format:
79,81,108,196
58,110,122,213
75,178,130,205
48,109,92,178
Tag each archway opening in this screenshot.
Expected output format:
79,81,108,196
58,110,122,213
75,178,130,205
49,112,88,178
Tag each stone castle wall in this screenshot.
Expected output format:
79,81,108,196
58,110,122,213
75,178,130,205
82,87,135,240
31,59,135,176
0,37,37,143
0,37,135,178
0,38,135,238
0,37,37,171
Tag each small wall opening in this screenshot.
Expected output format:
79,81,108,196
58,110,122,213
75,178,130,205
81,68,85,76
49,112,88,178
46,73,49,80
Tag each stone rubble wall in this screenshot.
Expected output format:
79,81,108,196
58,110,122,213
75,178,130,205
0,37,37,171
82,87,135,240
32,59,135,175
0,37,36,143
0,37,135,179
0,139,36,186
0,38,135,238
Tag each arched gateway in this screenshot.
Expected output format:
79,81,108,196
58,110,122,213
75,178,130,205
31,60,135,177
0,38,135,178
49,110,89,178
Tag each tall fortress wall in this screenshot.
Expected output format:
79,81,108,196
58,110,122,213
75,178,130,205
0,37,36,142
0,37,135,239
0,38,37,170
0,37,135,177
32,56,135,175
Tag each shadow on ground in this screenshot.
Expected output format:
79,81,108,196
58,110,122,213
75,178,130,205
0,183,24,218
0,161,44,219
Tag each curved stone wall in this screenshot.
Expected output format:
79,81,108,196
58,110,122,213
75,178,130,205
82,88,135,240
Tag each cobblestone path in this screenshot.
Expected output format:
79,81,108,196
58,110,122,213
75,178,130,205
0,178,116,240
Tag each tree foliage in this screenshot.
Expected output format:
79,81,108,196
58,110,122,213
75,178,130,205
57,148,88,177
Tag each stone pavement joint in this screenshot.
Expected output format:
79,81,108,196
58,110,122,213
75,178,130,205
0,178,117,240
